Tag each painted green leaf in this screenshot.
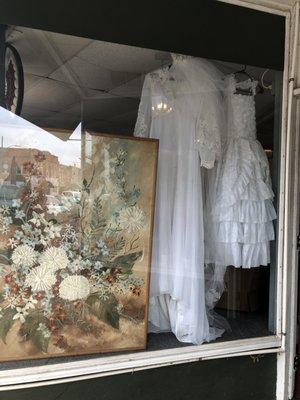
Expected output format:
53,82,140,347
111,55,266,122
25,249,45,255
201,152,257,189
106,302,119,329
0,308,16,343
82,178,90,194
111,251,143,274
20,311,44,338
86,294,106,321
0,291,5,303
76,319,93,333
126,185,141,206
0,250,11,265
109,237,125,258
86,293,119,329
20,311,49,352
31,330,50,353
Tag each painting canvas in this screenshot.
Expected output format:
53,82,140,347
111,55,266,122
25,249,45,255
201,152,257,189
0,120,158,361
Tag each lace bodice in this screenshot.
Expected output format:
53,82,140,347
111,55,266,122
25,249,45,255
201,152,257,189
134,56,225,169
227,75,257,140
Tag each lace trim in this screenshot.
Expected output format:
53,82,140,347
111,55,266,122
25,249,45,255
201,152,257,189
134,111,148,137
150,67,169,83
196,118,221,169
171,53,190,63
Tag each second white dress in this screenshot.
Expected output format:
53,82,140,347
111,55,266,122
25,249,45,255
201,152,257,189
206,75,277,269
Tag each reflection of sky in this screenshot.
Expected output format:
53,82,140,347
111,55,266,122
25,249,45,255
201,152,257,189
0,107,81,167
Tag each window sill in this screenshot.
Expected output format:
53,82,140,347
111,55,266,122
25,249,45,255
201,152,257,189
0,335,282,390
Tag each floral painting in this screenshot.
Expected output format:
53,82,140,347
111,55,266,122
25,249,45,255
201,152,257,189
0,132,158,360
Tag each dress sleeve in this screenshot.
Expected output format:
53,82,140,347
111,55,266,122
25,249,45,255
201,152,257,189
195,97,223,169
134,74,152,138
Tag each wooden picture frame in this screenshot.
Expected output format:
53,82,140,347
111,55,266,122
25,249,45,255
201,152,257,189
0,127,158,361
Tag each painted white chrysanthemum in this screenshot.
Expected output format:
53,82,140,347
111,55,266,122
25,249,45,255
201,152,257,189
13,307,29,324
118,206,145,233
37,322,51,338
39,247,69,272
12,198,21,208
59,275,90,301
44,224,61,239
25,265,56,291
15,209,25,219
11,244,37,267
23,295,38,311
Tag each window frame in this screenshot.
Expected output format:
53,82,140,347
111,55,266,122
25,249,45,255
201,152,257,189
0,0,297,391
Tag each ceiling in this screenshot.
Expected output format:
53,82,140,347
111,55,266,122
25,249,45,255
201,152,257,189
7,26,279,148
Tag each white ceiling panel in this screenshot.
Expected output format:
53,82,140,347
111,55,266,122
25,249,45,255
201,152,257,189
23,79,81,113
9,27,92,78
109,75,144,99
23,73,44,94
21,105,57,120
82,96,139,121
10,28,58,77
39,112,81,130
76,40,170,74
44,31,92,62
49,56,138,92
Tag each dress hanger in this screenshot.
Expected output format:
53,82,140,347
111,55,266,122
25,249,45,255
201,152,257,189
232,65,264,95
233,65,254,82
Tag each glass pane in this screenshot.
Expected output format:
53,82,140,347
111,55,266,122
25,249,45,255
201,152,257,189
0,25,282,366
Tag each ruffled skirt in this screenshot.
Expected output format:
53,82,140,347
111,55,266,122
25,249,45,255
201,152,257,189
206,137,276,268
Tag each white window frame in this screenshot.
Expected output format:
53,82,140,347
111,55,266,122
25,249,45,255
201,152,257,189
0,0,298,393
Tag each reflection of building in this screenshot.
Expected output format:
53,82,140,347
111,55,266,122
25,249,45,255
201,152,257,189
0,148,81,195
4,156,26,186
59,164,82,190
0,155,26,205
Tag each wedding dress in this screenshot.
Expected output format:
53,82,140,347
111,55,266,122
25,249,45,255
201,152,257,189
206,74,277,269
134,54,225,344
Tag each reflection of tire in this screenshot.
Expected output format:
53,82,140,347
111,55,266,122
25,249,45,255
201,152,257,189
5,43,24,115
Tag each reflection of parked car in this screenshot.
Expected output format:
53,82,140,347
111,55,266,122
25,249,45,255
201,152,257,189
46,195,60,205
46,195,68,216
0,184,24,206
59,191,81,218
61,191,81,203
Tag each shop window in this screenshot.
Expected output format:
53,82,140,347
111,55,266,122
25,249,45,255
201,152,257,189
0,25,283,369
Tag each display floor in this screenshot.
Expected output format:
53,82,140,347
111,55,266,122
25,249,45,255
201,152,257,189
0,311,271,372
147,311,271,350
